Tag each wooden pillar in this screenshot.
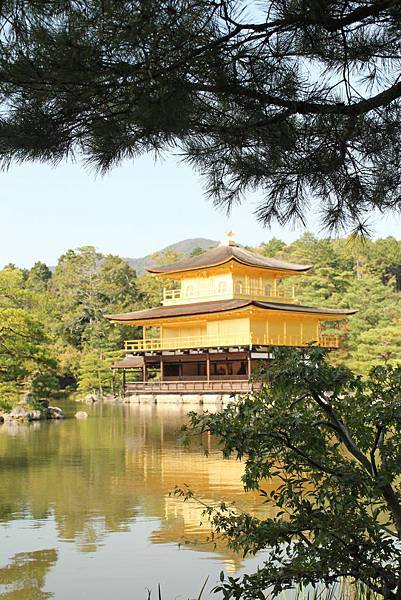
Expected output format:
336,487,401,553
111,369,115,396
160,357,164,382
143,362,147,383
206,353,210,382
247,352,252,381
122,369,126,396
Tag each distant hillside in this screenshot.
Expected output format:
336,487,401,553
125,238,219,274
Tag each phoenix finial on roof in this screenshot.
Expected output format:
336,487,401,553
224,229,236,246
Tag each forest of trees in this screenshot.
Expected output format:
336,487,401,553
1,235,400,409
259,234,401,374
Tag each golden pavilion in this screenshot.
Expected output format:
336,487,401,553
106,237,355,396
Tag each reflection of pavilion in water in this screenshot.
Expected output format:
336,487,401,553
0,404,273,569
152,495,247,573
120,408,275,569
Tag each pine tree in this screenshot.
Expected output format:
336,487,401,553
77,349,121,396
0,2,401,231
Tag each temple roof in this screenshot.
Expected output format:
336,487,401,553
147,245,311,275
105,299,356,323
112,355,144,369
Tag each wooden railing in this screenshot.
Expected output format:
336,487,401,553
162,285,296,305
319,335,341,348
163,289,182,302
125,334,251,352
124,334,340,352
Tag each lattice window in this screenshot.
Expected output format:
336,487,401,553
185,285,194,297
218,281,227,294
235,280,243,294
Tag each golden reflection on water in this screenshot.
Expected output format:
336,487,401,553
0,403,272,598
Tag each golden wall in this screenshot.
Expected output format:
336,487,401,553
163,264,295,305
206,317,250,343
250,315,319,345
158,313,321,348
180,271,233,302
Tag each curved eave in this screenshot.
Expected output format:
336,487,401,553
112,356,144,369
105,299,250,324
147,257,312,277
105,300,357,326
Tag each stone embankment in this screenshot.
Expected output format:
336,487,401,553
77,392,237,406
122,393,236,405
80,392,237,405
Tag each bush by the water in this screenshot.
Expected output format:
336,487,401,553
182,347,401,599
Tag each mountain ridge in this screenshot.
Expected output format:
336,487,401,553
124,237,219,274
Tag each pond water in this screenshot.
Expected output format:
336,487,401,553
0,402,270,599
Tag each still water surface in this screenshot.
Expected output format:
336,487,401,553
0,402,268,599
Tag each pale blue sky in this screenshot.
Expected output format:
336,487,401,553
1,154,400,269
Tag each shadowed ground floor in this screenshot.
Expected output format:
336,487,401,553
112,349,268,396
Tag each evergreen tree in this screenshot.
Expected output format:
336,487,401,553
185,348,401,599
349,322,401,374
138,249,183,306
51,247,103,347
50,247,140,348
77,350,121,396
0,2,401,231
27,261,52,291
0,268,57,408
260,238,286,257
367,237,401,291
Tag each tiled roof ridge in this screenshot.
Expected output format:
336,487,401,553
147,244,311,275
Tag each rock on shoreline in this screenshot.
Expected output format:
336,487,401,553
82,393,118,404
75,411,88,419
0,405,65,423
